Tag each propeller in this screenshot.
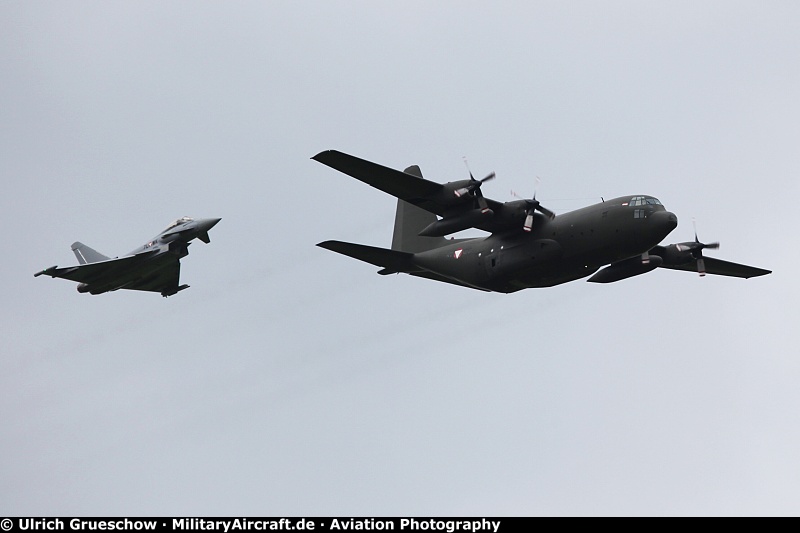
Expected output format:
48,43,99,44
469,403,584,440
512,177,556,232
676,219,720,276
455,158,496,213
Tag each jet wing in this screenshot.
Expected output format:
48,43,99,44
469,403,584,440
34,249,159,284
124,256,185,295
312,150,505,218
649,246,771,278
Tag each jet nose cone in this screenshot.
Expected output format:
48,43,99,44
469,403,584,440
198,217,222,231
194,218,221,244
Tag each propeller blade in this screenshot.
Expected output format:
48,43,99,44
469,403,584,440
537,204,556,220
688,220,719,268
475,188,490,212
523,213,534,232
455,161,494,202
512,177,555,230
462,156,474,181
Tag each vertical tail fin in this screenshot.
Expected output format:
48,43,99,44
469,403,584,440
390,165,453,253
71,242,110,264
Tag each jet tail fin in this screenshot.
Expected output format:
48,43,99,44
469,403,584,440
390,165,458,253
71,242,110,264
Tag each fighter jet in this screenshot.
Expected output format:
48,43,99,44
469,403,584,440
35,217,221,297
314,150,770,292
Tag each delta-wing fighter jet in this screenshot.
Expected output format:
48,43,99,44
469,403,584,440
35,217,221,297
314,150,770,292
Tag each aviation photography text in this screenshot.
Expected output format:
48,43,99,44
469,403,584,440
7,519,502,533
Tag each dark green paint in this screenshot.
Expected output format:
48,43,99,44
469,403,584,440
315,150,770,292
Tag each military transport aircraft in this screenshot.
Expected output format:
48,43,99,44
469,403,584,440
34,217,221,297
314,150,770,292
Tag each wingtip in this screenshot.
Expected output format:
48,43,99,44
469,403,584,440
743,267,772,278
312,150,334,162
34,265,58,277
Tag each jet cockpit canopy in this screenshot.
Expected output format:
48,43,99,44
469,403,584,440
162,216,194,233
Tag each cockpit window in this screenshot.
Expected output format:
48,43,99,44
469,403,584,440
162,216,194,233
628,196,661,206
629,196,645,206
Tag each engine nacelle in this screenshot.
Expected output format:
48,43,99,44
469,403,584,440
438,180,478,205
661,243,694,266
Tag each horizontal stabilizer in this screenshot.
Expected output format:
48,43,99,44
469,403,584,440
317,240,417,273
71,242,110,265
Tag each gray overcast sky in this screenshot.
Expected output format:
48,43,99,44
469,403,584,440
2,0,798,516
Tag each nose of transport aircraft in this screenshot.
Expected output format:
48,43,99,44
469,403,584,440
651,210,678,235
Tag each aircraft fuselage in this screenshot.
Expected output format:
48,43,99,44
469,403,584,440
36,217,221,297
413,196,678,292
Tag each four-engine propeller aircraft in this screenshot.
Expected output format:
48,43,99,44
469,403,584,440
314,150,770,292
34,217,221,297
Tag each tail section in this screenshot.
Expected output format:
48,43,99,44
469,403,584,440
391,165,454,253
317,239,489,291
317,241,416,274
71,242,110,265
